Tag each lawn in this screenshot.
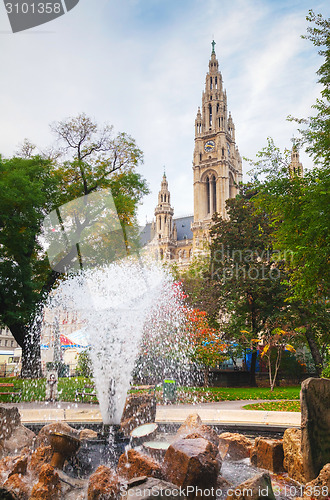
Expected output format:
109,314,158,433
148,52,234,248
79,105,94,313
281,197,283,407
172,386,301,404
243,401,301,412
0,378,301,404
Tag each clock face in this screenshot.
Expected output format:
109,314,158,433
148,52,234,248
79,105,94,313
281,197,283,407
204,140,215,152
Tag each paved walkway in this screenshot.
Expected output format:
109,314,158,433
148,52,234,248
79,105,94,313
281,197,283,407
4,400,300,428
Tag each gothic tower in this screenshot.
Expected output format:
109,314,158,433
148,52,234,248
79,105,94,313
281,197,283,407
192,41,242,251
150,173,177,260
289,143,303,178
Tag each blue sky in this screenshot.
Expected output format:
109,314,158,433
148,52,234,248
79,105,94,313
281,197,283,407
0,0,329,224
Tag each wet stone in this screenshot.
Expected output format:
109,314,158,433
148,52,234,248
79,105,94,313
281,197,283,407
117,449,162,480
225,472,276,500
162,437,219,499
301,377,330,482
283,428,305,484
253,438,285,474
218,432,253,461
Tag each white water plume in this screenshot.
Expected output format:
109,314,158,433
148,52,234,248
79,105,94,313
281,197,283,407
46,257,186,424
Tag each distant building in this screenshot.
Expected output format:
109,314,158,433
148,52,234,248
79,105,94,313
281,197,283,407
141,41,242,264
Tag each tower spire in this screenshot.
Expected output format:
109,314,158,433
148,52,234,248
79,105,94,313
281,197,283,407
211,40,216,55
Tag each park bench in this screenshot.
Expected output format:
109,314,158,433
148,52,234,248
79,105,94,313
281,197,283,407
75,384,97,402
0,383,22,401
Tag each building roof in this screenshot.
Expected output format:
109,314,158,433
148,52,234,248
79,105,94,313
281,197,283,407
139,215,193,247
139,222,152,247
175,215,193,241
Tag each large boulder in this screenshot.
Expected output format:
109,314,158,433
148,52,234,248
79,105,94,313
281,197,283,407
117,449,162,480
225,472,276,500
303,463,330,500
36,422,80,447
29,463,61,500
120,394,156,437
124,477,187,499
218,432,253,461
301,377,330,482
283,428,306,483
162,437,219,499
252,437,284,473
87,465,121,500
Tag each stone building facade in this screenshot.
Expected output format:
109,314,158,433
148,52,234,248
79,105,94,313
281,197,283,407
141,42,242,264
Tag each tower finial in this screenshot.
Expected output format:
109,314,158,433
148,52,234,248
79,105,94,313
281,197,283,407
163,166,166,178
211,40,216,54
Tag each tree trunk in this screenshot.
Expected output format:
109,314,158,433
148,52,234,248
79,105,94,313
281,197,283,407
305,324,323,377
9,317,43,379
21,335,42,378
249,348,258,387
204,367,209,387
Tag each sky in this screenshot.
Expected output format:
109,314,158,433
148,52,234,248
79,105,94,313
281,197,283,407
0,0,329,225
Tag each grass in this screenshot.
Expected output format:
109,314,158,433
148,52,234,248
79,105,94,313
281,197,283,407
243,401,301,412
172,386,301,404
0,378,301,405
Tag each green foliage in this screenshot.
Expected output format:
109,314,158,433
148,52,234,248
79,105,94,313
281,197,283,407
76,349,93,378
209,186,289,385
322,363,330,379
0,155,61,346
288,11,330,166
0,114,149,375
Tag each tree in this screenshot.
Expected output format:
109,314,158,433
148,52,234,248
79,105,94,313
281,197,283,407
209,186,289,386
288,10,330,166
0,155,61,376
0,114,148,377
184,308,227,386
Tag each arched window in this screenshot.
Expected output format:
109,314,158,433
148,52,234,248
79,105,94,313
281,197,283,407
212,175,217,213
229,173,235,198
209,104,212,126
206,176,210,214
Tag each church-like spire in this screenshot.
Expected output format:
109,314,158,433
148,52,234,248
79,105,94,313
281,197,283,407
211,39,216,55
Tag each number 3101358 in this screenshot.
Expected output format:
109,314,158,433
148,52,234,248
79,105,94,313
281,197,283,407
5,3,62,14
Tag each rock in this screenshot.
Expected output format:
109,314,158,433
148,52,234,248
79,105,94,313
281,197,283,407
283,428,305,483
125,477,187,499
176,414,220,448
250,447,257,467
117,449,162,480
303,463,330,500
87,465,121,500
162,437,219,499
3,473,31,499
29,464,61,500
120,394,156,437
177,414,202,433
184,433,222,471
0,488,18,499
252,437,284,473
36,422,80,447
218,432,253,461
180,427,220,449
28,445,53,476
8,456,28,478
0,407,21,441
301,377,330,482
217,475,232,488
1,426,35,456
57,470,88,499
225,472,276,500
79,429,98,441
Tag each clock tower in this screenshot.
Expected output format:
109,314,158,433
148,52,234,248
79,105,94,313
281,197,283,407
192,42,242,252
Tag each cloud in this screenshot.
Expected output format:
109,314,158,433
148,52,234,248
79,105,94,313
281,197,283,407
0,0,329,224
